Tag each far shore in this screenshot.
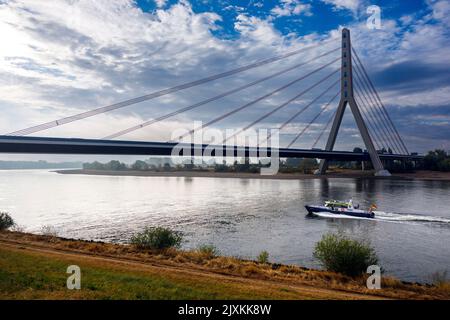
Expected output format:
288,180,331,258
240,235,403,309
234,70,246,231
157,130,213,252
54,169,450,181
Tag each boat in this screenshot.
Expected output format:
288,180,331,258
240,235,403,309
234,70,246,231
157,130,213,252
305,199,376,218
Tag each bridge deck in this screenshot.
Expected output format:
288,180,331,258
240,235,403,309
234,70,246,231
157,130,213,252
0,136,422,161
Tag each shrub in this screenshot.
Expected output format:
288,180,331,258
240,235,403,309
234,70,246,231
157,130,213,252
429,270,449,287
257,251,269,264
40,225,59,237
130,227,182,250
313,233,379,277
0,212,15,231
10,224,24,232
197,244,219,258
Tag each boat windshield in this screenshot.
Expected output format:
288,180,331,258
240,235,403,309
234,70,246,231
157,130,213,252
325,200,350,208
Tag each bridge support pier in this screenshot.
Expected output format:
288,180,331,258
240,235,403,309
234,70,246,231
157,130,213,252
316,28,390,177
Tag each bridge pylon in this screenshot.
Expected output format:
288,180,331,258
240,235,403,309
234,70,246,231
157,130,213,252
316,28,390,176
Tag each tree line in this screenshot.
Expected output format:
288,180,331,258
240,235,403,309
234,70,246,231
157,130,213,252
81,149,450,173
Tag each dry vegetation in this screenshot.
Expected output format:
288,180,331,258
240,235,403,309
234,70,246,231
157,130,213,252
0,231,449,300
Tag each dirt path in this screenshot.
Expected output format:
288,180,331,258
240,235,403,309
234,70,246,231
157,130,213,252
0,238,386,300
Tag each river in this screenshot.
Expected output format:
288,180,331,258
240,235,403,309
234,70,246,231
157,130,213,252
1,169,450,282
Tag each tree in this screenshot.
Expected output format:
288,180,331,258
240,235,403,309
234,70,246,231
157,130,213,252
298,158,318,174
105,160,126,170
286,158,302,167
132,160,149,171
424,149,448,171
0,212,15,231
437,158,450,172
83,161,104,170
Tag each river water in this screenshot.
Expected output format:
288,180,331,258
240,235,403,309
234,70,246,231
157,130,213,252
1,169,450,282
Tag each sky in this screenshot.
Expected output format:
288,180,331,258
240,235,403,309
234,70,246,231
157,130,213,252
0,0,449,162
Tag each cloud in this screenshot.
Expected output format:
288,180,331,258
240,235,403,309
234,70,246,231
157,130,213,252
340,2,450,151
0,0,334,138
253,2,264,8
155,0,168,8
234,14,282,45
270,0,312,18
0,0,448,157
372,60,450,93
426,0,450,26
320,0,361,13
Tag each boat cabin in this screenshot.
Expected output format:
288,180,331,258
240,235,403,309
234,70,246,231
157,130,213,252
324,200,356,209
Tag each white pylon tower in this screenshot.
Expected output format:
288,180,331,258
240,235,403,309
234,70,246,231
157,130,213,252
317,28,391,176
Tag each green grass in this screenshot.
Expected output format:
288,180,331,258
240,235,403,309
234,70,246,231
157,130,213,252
0,246,306,300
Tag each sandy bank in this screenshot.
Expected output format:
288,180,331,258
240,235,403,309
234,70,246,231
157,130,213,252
54,169,450,181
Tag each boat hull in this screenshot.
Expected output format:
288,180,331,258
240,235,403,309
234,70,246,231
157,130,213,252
305,205,375,219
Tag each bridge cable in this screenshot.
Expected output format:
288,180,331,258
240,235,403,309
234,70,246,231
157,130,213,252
222,70,339,145
352,60,403,154
7,38,338,137
353,89,384,151
353,91,383,150
353,63,403,154
352,47,408,154
352,48,409,154
103,47,340,140
171,58,340,142
311,108,337,149
353,78,392,151
259,79,339,146
286,88,340,148
354,64,403,154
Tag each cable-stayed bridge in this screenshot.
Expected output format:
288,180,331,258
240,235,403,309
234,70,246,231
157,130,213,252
0,29,421,175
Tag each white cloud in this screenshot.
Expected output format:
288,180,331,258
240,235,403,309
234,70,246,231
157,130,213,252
234,14,282,46
0,0,333,140
155,0,167,8
0,0,449,155
253,2,264,8
399,15,414,25
271,0,312,18
426,0,450,26
321,0,361,13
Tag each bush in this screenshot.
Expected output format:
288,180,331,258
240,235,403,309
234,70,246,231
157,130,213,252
313,233,379,277
40,225,59,237
10,224,24,232
197,244,219,258
130,227,182,250
0,212,15,231
429,270,449,287
257,251,269,264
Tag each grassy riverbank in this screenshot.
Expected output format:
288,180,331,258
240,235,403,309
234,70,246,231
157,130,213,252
1,231,449,300
54,169,450,181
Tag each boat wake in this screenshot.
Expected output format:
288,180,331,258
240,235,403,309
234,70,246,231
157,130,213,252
373,211,450,224
311,211,450,225
311,211,373,221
